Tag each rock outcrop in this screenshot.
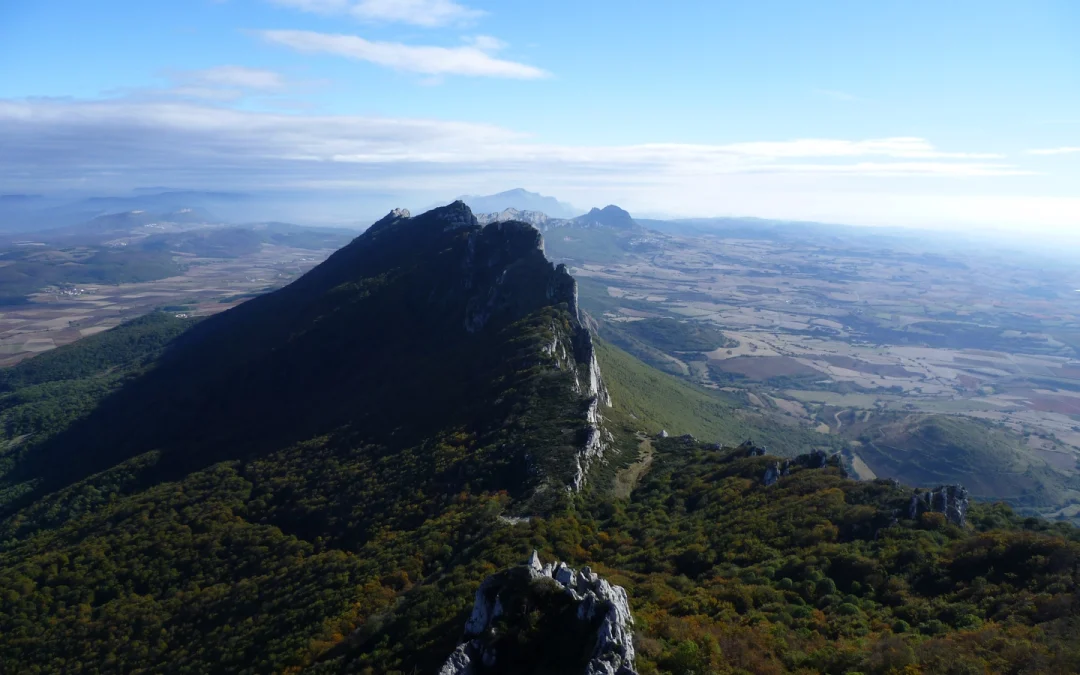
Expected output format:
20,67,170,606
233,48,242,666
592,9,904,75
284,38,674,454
909,484,970,527
439,552,637,675
763,449,839,486
736,440,766,457
476,208,556,229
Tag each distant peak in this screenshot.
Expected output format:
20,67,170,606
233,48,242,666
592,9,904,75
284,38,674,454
573,204,638,230
461,189,577,219
390,207,410,219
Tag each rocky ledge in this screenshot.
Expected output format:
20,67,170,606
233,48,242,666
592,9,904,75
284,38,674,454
439,551,637,675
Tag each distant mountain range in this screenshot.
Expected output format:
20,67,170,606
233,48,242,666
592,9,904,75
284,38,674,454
460,188,579,219
0,191,255,234
476,203,642,233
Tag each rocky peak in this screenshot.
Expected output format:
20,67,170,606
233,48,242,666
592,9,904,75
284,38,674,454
573,205,638,230
434,200,480,231
366,206,412,235
439,552,638,675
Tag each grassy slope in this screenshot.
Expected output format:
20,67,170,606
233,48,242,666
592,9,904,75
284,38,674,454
597,338,844,457
855,415,1080,508
543,228,628,264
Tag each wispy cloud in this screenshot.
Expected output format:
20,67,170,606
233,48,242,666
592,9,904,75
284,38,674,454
269,0,484,27
108,66,304,103
1028,146,1080,155
176,66,288,90
260,29,549,79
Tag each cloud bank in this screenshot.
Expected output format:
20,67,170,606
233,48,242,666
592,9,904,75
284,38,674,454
0,98,1030,194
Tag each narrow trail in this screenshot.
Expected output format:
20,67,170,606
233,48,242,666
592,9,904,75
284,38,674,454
613,436,655,499
834,410,844,433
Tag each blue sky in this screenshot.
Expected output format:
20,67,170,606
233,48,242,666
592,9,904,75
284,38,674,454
1,0,1079,233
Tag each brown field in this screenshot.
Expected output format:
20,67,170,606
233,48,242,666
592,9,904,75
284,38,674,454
0,243,338,365
709,355,820,379
817,355,920,378
1028,395,1080,415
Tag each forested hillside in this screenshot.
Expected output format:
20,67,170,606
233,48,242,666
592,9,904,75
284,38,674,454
0,205,1076,674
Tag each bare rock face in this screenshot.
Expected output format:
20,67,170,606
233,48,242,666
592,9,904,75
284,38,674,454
538,293,612,491
475,208,556,230
909,485,970,526
439,552,637,675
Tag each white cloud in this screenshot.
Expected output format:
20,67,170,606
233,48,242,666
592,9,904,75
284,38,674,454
260,30,548,79
145,66,294,101
177,66,288,90
270,0,484,27
465,35,506,52
1028,146,1080,155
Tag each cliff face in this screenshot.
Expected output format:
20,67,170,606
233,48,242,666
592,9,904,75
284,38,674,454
439,552,637,675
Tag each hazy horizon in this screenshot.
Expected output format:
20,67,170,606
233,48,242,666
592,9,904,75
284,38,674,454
2,1,1078,239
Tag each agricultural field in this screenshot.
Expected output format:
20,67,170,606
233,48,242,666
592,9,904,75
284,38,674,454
0,237,348,366
555,221,1080,521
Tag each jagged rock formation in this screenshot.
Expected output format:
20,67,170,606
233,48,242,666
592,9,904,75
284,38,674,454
763,449,838,486
475,208,556,229
909,484,970,526
439,552,637,675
